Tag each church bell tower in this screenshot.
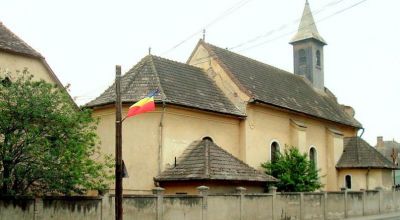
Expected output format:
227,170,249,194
290,0,327,90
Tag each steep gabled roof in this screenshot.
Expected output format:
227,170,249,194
86,55,244,117
0,22,76,107
199,41,361,128
0,22,42,58
336,137,397,169
155,140,277,182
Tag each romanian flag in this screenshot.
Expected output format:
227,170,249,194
126,90,158,118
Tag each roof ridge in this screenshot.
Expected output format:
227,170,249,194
147,55,167,101
204,41,301,78
150,54,205,72
0,22,42,58
209,140,264,175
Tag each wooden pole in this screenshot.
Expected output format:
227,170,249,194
115,65,123,220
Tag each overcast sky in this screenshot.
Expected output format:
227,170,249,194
1,0,399,146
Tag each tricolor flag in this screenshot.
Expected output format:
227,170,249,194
126,90,158,118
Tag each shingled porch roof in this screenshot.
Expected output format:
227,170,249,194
194,40,361,128
154,140,277,183
86,55,244,117
336,137,397,169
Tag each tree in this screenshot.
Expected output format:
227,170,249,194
0,71,112,196
262,146,322,192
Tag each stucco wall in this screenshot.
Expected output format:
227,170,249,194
338,169,393,191
243,103,356,191
2,190,400,220
93,105,241,192
0,51,56,84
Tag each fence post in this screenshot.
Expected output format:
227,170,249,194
153,187,165,220
361,189,366,216
341,188,348,218
34,197,43,220
269,186,277,220
300,193,304,220
197,186,209,220
378,188,382,214
323,192,328,220
236,187,247,220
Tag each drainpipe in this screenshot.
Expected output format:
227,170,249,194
158,102,166,175
358,128,365,138
366,167,370,190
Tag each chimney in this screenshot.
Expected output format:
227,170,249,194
377,136,384,149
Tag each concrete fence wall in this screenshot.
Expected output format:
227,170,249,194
1,187,400,220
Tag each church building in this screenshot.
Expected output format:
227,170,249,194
87,1,395,193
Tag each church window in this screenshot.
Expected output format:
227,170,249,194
270,141,280,162
316,50,321,66
202,136,214,142
309,147,317,168
299,49,306,65
345,175,352,189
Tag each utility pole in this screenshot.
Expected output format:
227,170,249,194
115,65,123,220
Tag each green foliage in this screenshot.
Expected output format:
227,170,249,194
262,146,322,192
0,71,113,196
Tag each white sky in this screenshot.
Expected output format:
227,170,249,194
1,0,399,146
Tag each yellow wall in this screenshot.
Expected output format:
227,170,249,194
93,105,241,193
338,169,393,190
0,51,56,84
241,103,356,191
160,181,265,195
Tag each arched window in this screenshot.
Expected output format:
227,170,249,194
345,175,352,189
299,49,306,65
316,50,321,67
270,141,280,162
309,147,317,167
202,136,213,142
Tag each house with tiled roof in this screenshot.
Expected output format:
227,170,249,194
376,136,400,185
88,1,394,193
336,137,397,190
0,22,65,89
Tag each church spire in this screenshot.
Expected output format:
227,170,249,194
290,0,327,91
290,0,327,45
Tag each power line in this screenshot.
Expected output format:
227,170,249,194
189,0,368,66
160,0,254,56
237,0,368,53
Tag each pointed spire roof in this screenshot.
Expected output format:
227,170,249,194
290,1,327,45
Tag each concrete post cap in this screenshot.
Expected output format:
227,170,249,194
236,187,247,193
197,186,210,191
152,187,165,195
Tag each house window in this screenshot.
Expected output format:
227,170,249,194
316,50,321,67
345,175,352,189
202,136,213,142
271,141,280,162
299,49,306,65
309,147,317,167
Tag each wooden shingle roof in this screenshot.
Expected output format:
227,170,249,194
336,137,397,169
198,41,361,128
155,140,277,183
86,55,244,117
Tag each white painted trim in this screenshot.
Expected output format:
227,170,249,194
308,145,318,168
344,174,352,189
202,136,214,143
269,139,281,161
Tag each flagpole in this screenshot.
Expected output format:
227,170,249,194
115,65,123,220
